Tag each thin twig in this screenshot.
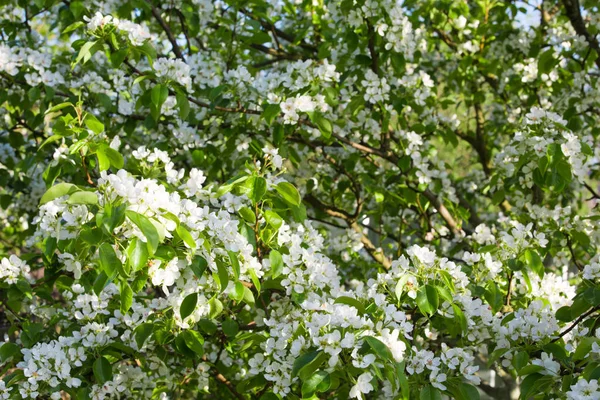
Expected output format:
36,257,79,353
551,306,600,343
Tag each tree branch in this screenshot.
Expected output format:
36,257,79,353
146,1,185,60
305,195,392,269
551,306,600,343
562,0,600,69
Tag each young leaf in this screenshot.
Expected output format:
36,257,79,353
420,385,442,400
416,285,439,316
189,256,208,279
275,182,301,206
269,250,283,279
99,242,122,279
181,330,204,356
228,251,241,279
120,282,133,314
67,191,98,205
40,183,77,204
524,249,544,279
93,356,113,384
216,259,229,293
134,323,154,348
180,293,198,320
248,176,267,203
127,238,149,272
126,210,160,254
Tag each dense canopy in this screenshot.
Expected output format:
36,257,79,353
1,0,600,399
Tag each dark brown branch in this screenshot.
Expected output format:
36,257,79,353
212,370,245,400
146,1,185,60
551,306,600,343
367,21,379,75
584,182,600,201
239,8,317,53
566,235,584,271
420,189,464,237
305,195,392,269
562,0,600,69
474,102,491,176
505,272,514,306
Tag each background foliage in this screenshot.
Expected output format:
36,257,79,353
1,0,600,399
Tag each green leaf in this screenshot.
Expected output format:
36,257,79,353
264,210,283,229
518,365,545,376
524,249,544,279
395,275,410,300
198,319,218,335
180,293,198,320
230,281,245,302
513,351,529,371
228,251,241,280
93,356,113,384
416,285,439,316
74,40,97,67
396,361,410,400
572,230,590,250
275,182,301,206
93,271,109,295
538,49,557,75
488,347,510,367
104,146,124,169
97,146,110,171
189,256,208,279
134,323,154,348
176,90,190,119
137,42,156,63
216,175,250,197
239,206,256,224
151,84,169,120
66,191,98,205
292,351,320,378
126,210,160,254
209,297,223,319
334,296,365,315
262,104,281,126
46,102,74,114
519,373,547,400
38,134,63,150
99,242,122,278
181,330,204,356
176,225,196,249
111,47,129,68
0,342,20,363
364,336,394,362
452,304,468,332
301,371,330,398
40,183,77,204
216,259,229,293
249,176,267,203
243,286,255,305
449,382,481,400
292,351,328,381
269,250,284,279
209,85,227,102
222,318,239,337
63,21,84,34
249,268,261,293
120,282,133,314
573,337,597,361
151,84,169,108
84,114,104,134
310,113,333,138
127,238,148,272
420,385,442,400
